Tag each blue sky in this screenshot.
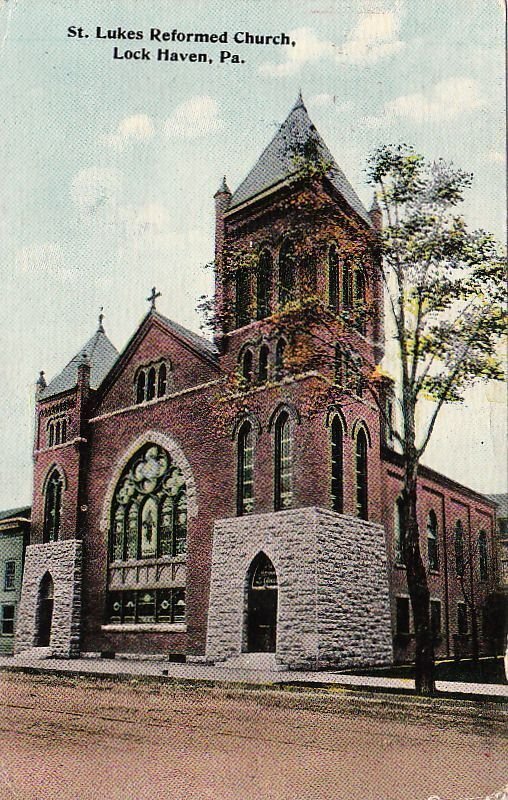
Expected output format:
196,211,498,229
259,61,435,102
0,0,505,508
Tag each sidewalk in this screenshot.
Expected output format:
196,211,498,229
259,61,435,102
1,653,506,700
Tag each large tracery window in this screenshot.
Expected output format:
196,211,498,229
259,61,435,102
109,444,187,562
43,469,63,543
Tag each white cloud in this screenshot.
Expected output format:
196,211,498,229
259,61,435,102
15,241,70,280
486,149,505,164
102,114,155,150
70,167,122,213
163,96,223,139
385,77,483,122
259,11,404,77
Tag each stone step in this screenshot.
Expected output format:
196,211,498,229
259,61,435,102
216,652,285,671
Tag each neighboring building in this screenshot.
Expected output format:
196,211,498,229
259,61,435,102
14,95,497,668
488,494,508,587
0,507,30,654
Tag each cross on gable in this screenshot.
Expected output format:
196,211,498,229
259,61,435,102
147,286,161,310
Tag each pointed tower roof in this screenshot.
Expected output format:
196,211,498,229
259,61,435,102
40,326,119,400
229,94,372,226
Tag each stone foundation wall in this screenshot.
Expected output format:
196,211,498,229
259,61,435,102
14,539,82,658
206,506,392,670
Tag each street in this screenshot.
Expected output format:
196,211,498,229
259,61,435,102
0,671,505,800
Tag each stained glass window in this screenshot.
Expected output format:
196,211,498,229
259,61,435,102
237,422,254,515
275,412,291,510
43,469,63,543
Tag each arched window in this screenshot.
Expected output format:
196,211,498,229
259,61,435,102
275,338,286,380
259,345,269,383
478,530,488,581
427,510,439,571
157,363,167,397
274,412,291,510
279,239,296,306
328,245,339,309
43,469,63,543
242,349,254,384
343,259,353,308
257,250,272,320
236,267,250,328
109,444,187,562
237,422,254,516
355,429,368,520
136,371,146,404
61,419,67,443
55,420,61,446
454,520,464,576
355,271,366,334
331,416,344,513
48,424,54,447
394,497,406,564
146,367,156,401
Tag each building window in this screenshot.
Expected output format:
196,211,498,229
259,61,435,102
241,349,254,384
4,561,15,591
427,510,439,571
259,345,269,383
107,588,185,625
342,258,353,308
135,362,170,404
430,599,442,638
331,416,344,513
237,422,254,516
257,250,272,320
236,266,250,327
396,597,410,635
48,424,54,447
457,602,468,635
355,270,366,334
43,469,63,543
274,412,292,510
275,338,286,380
1,604,15,635
48,417,68,448
454,520,464,576
478,530,488,581
328,245,339,309
355,428,368,520
394,497,406,565
334,344,343,385
279,239,296,306
109,444,187,562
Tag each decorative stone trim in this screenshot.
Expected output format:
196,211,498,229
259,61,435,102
101,623,186,633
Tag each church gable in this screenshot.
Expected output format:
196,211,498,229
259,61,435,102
96,311,219,415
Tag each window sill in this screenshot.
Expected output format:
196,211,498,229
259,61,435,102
101,623,187,633
109,555,186,568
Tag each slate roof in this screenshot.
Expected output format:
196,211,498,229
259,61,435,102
0,506,31,522
153,311,218,362
40,329,119,400
229,93,372,227
487,494,508,519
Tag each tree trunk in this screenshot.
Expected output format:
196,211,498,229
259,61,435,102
402,466,436,695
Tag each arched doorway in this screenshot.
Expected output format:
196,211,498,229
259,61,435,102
246,553,278,653
36,573,54,647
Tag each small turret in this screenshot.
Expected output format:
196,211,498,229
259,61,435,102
36,370,46,395
369,193,383,231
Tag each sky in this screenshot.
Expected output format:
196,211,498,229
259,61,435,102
0,0,506,509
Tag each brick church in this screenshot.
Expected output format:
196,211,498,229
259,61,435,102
14,94,497,669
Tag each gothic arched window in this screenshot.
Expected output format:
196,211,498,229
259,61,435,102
146,367,156,401
328,245,339,310
454,520,464,576
427,510,439,571
61,419,67,443
274,411,291,510
331,415,344,513
55,421,61,446
157,363,167,397
343,259,353,308
237,422,254,516
279,239,296,306
48,424,54,447
236,267,250,328
43,469,63,543
355,428,368,520
275,338,286,380
109,444,187,562
242,349,254,384
136,371,146,404
257,250,272,320
259,345,269,383
478,530,488,581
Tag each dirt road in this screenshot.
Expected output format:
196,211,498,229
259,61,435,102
0,671,505,800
